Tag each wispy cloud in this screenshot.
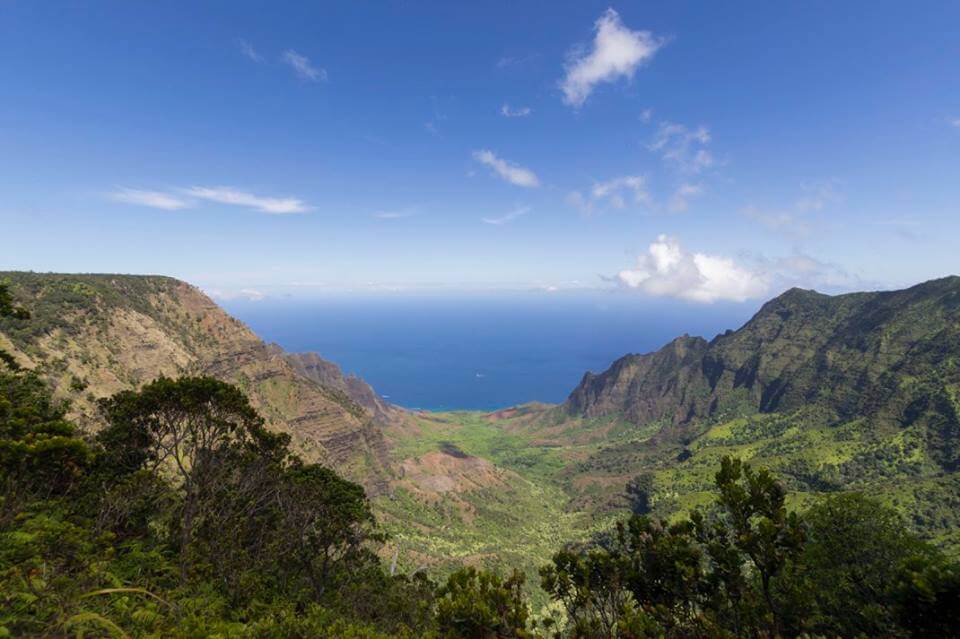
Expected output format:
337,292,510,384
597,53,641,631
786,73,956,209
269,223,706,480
667,182,704,213
472,150,540,188
560,8,665,108
183,186,311,214
948,117,960,129
282,50,327,81
649,121,714,174
374,207,418,220
639,108,654,123
741,181,839,238
757,252,859,291
500,104,532,118
238,39,262,62
497,53,539,69
207,288,266,302
108,187,191,211
568,175,649,214
592,175,649,207
424,95,450,136
482,205,530,225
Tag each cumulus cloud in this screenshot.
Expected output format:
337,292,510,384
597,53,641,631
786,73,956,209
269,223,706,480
560,8,664,108
184,186,311,214
482,205,530,225
649,121,714,174
617,235,770,303
109,188,191,210
282,50,327,81
500,103,532,118
238,39,262,62
472,150,540,188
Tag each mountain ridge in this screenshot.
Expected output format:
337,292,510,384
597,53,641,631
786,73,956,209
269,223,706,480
564,276,960,457
0,271,396,492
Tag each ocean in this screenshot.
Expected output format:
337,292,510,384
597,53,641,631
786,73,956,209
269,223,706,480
221,292,757,411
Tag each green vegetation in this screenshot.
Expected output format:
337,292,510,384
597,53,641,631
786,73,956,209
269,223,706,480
3,364,958,636
5,275,960,636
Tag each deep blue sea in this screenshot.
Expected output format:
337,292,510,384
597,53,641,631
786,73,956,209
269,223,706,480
221,292,757,411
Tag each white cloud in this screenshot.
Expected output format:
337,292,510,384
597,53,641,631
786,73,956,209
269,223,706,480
617,235,770,303
109,187,191,211
500,104,532,118
948,117,960,129
482,205,530,225
569,175,705,215
207,288,266,302
282,50,327,81
592,175,650,208
649,121,714,174
569,175,650,214
560,8,664,108
741,205,810,237
472,149,540,188
639,108,653,123
184,186,311,214
374,208,417,219
238,39,262,62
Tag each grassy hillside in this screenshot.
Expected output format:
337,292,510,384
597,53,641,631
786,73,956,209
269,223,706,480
375,409,621,610
376,400,960,606
0,272,392,491
3,270,959,587
377,278,960,581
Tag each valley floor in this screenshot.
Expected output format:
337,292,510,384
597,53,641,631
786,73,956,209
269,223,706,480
375,409,620,609
375,403,960,604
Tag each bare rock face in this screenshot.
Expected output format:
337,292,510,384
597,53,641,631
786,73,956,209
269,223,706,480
283,350,398,423
0,272,392,493
565,334,709,427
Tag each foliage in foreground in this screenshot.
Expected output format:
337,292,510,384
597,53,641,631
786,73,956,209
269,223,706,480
1,282,959,637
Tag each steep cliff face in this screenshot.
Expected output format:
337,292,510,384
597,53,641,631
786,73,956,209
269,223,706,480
564,277,960,465
0,272,391,492
565,334,709,426
283,350,397,423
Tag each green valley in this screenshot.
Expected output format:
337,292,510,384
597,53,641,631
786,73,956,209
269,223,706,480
3,272,960,637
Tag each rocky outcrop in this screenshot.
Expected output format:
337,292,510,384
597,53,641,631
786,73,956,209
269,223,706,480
283,350,397,423
0,272,392,492
566,334,709,426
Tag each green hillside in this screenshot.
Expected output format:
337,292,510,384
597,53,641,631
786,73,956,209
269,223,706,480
4,275,960,636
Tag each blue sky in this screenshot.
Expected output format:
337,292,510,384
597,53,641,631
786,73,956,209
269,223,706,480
2,1,959,303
